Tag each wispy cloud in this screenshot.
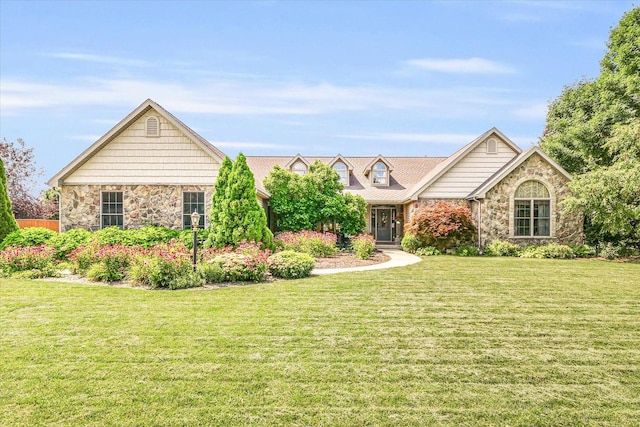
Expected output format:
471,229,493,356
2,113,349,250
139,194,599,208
212,141,299,150
513,102,548,120
406,58,516,74
48,52,152,67
337,132,480,145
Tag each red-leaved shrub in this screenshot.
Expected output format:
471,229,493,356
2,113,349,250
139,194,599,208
404,202,476,251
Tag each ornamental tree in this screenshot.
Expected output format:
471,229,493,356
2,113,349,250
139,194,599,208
404,201,476,251
0,156,19,243
205,156,233,248
263,160,366,235
207,154,274,249
0,138,43,219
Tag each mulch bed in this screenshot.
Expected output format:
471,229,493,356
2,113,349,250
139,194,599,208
314,251,390,269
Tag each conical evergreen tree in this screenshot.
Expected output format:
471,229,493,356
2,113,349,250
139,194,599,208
0,156,19,243
205,156,233,248
223,153,274,249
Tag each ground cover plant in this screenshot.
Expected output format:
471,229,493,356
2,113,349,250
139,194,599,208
1,257,639,426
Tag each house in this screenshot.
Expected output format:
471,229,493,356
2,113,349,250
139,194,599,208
48,99,583,247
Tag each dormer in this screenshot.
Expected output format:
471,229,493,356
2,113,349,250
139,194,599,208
329,154,355,186
363,155,394,187
285,154,310,176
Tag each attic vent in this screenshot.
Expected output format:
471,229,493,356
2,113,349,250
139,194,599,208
146,116,160,137
486,138,498,154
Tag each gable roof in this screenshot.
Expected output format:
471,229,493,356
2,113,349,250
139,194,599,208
47,99,226,186
405,127,521,201
363,154,395,176
328,154,355,170
468,146,573,199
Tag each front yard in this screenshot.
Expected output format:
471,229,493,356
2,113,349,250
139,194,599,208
1,257,639,426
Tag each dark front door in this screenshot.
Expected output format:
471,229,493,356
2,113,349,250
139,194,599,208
375,208,392,242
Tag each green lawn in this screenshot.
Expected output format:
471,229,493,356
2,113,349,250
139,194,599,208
1,257,639,426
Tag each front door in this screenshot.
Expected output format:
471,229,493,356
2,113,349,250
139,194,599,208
373,208,393,242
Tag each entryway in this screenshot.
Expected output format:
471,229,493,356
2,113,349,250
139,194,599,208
371,206,397,243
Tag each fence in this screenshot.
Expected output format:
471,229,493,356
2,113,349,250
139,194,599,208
16,219,60,233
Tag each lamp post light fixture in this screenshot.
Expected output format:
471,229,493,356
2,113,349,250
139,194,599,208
190,210,201,271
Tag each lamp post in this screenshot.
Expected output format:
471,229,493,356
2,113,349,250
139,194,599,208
190,210,201,271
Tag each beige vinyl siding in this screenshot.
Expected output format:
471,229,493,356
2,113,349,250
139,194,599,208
420,139,517,198
64,110,219,185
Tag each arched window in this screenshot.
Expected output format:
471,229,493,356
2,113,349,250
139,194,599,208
372,162,388,185
291,160,307,176
333,161,348,186
514,180,550,237
146,116,160,137
486,138,498,154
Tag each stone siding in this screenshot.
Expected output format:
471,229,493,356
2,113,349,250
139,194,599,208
60,185,214,232
477,153,583,247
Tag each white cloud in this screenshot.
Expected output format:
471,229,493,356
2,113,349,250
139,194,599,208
48,52,152,67
406,57,516,74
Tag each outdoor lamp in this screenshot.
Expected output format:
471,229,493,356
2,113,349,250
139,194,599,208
190,210,201,271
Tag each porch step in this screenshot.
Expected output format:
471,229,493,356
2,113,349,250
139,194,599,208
375,244,402,250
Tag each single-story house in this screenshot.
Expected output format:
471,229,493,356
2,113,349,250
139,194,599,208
47,99,583,247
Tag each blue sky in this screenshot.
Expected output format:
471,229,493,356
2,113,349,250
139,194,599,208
0,1,636,188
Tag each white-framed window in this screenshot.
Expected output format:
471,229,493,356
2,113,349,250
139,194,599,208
333,161,349,186
514,180,550,237
101,191,123,229
372,162,388,185
291,160,308,176
146,116,160,137
183,191,205,229
487,138,498,154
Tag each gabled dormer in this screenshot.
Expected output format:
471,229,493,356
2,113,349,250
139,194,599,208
363,155,394,187
285,154,310,176
329,154,355,186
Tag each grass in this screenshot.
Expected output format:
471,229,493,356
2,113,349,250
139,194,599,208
1,257,639,426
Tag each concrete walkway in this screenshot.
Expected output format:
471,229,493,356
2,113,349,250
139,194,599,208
312,249,422,276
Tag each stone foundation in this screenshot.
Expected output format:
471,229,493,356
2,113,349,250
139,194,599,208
60,184,214,232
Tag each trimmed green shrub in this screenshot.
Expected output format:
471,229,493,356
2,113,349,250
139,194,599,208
49,228,92,259
351,234,376,260
569,243,596,258
484,239,522,257
198,262,227,284
1,227,57,249
267,250,315,279
90,227,130,246
401,234,422,253
128,225,181,248
456,245,479,257
275,231,337,258
520,243,575,259
415,246,441,256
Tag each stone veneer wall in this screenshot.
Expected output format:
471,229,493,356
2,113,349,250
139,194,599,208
60,185,214,232
475,153,583,247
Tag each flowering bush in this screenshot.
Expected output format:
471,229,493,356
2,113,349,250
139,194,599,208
0,245,57,277
267,251,315,279
404,202,476,251
275,230,337,257
128,241,194,288
69,244,140,282
351,234,376,260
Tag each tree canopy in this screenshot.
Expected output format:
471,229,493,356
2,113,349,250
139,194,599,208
540,6,640,250
263,161,366,235
0,138,44,219
0,156,19,242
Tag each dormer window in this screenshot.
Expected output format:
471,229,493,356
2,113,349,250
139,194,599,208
146,116,160,137
487,138,498,154
372,162,388,185
333,161,349,186
291,160,308,176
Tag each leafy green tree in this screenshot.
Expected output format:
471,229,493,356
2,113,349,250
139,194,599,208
540,6,640,249
205,156,233,248
210,154,274,249
264,160,367,235
0,156,19,242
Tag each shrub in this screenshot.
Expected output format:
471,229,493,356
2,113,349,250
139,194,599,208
128,225,182,248
0,227,57,249
569,243,596,258
86,262,111,282
275,231,337,257
90,227,131,246
198,262,227,284
67,244,99,272
128,241,197,289
351,234,376,260
0,244,57,276
598,242,624,260
484,239,521,257
49,228,92,259
520,243,575,259
76,244,138,282
207,252,267,282
401,234,422,253
415,246,441,256
404,202,476,251
456,245,479,257
267,251,315,279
